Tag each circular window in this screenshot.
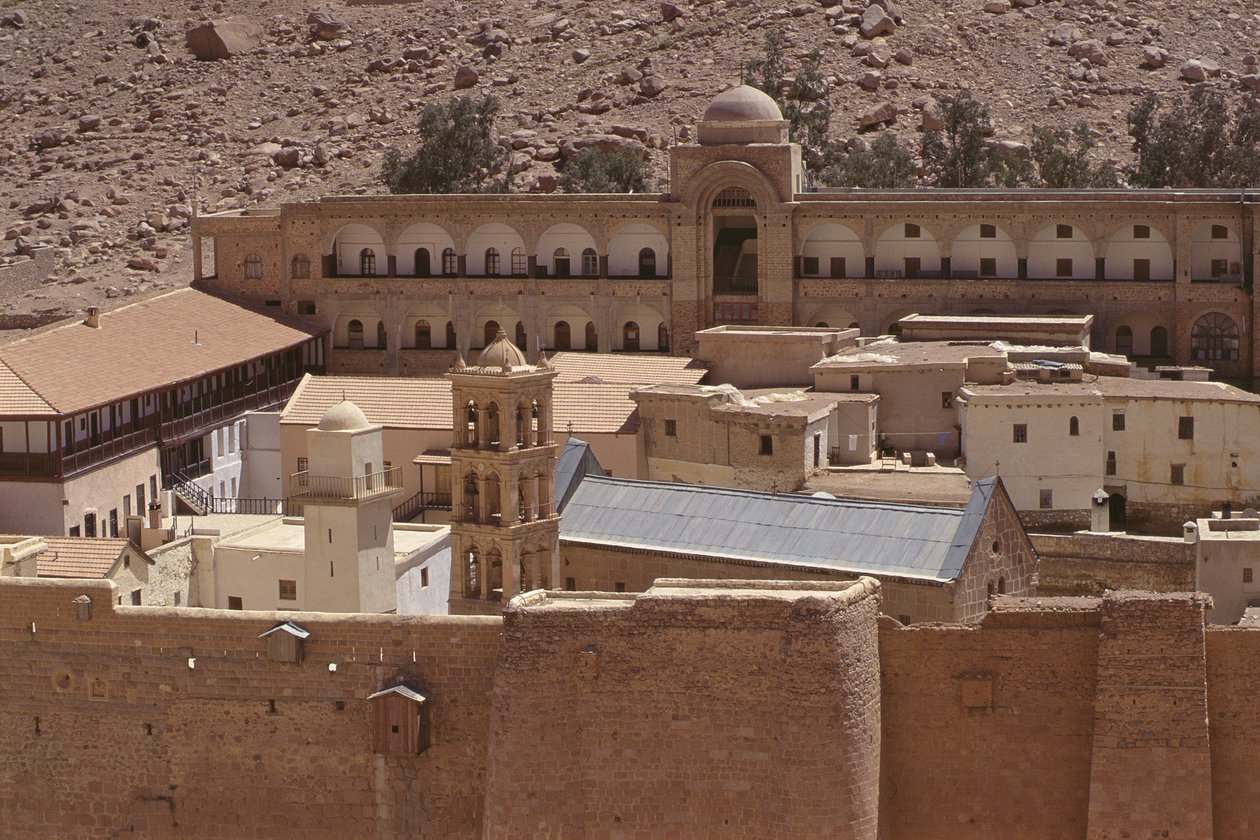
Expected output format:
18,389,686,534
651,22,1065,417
991,540,1001,554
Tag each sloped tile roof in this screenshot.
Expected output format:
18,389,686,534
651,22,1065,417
548,352,707,385
0,289,325,415
281,374,640,434
34,537,128,579
0,362,55,416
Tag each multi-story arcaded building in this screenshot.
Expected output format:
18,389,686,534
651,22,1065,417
192,84,1259,382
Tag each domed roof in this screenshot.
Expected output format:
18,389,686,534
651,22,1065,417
317,399,371,432
702,85,784,123
476,328,529,369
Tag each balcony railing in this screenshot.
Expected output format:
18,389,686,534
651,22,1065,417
61,427,159,477
290,466,403,502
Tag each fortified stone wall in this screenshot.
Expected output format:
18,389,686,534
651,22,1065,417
0,245,55,302
0,578,500,839
1032,531,1195,595
1205,628,1260,839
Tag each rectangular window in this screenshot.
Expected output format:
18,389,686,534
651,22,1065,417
664,419,677,437
1178,416,1194,440
1133,224,1151,239
980,224,997,239
109,509,118,538
850,374,860,391
614,582,626,593
1056,224,1073,239
297,300,317,315
1170,464,1185,485
1106,451,1117,476
1211,258,1228,278
131,589,142,606
227,596,243,610
1133,259,1150,282
565,577,576,591
942,392,953,409
69,526,80,537
979,257,997,277
759,434,774,455
298,457,309,472
84,512,96,538
905,223,921,238
420,567,429,588
1012,424,1027,444
1039,489,1053,509
1112,413,1125,431
279,579,297,601
174,592,181,606
1212,225,1229,240
830,256,846,278
1056,258,1073,277
1245,568,1254,584
802,256,819,276
904,257,921,279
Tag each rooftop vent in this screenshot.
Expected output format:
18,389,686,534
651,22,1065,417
84,307,100,329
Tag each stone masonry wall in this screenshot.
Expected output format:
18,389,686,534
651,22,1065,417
1205,628,1260,839
0,578,500,839
1032,531,1195,596
483,579,883,839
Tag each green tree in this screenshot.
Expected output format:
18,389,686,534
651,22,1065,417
921,92,1034,188
1030,123,1118,188
818,133,916,188
381,95,507,194
745,32,836,165
559,148,650,193
1127,88,1260,187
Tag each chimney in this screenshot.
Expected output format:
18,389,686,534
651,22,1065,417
1223,501,1233,520
84,307,100,328
148,501,162,530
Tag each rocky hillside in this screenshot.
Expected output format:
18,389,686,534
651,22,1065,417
0,0,1257,320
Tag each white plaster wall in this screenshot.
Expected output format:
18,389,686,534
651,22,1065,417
1028,224,1094,280
1105,226,1173,280
240,411,284,500
536,223,598,276
1190,224,1241,281
466,223,525,275
395,529,452,616
952,224,1017,278
61,448,163,536
608,223,668,277
332,223,386,276
800,223,864,277
873,224,941,276
395,222,455,275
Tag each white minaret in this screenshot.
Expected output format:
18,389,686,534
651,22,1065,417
295,399,401,613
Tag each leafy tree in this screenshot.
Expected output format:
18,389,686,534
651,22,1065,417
381,95,507,194
1127,88,1260,187
1030,123,1118,188
743,29,787,106
920,92,1033,188
818,133,916,188
745,32,835,165
559,148,650,193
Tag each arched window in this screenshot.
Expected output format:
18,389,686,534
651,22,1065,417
359,248,376,276
658,323,669,352
464,403,479,447
585,321,597,351
484,248,500,277
1191,313,1239,361
554,321,571,351
997,577,1006,595
347,319,364,350
441,247,458,276
466,545,479,594
414,320,432,349
554,248,570,278
483,320,500,348
638,247,657,278
1069,416,1079,437
515,321,527,350
581,247,598,277
1150,326,1169,357
290,254,310,279
244,253,262,279
815,322,830,328
623,321,640,352
376,321,387,349
713,187,755,208
1115,325,1133,357
414,248,431,277
445,321,456,349
511,246,527,276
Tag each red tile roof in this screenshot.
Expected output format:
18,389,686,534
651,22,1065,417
33,537,129,579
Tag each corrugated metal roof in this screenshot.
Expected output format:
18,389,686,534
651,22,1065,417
555,438,606,513
559,476,997,582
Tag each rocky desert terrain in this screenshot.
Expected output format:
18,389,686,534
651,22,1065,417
0,0,1257,322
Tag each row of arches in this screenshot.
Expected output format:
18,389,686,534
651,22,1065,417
461,540,554,599
460,398,551,452
338,316,670,353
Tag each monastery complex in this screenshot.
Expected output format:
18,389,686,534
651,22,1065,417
7,86,1260,837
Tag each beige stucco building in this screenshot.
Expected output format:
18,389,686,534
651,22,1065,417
191,85,1259,387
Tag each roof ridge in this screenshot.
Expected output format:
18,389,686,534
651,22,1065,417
0,357,56,410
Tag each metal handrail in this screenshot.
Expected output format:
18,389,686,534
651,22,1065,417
291,466,403,500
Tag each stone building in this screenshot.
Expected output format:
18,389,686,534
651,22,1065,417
192,85,1258,382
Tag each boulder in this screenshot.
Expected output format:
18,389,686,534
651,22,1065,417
870,0,904,24
1067,39,1108,66
1142,46,1168,68
639,76,667,97
859,100,897,128
859,5,895,38
983,0,1010,14
185,16,264,60
1179,58,1220,82
1241,74,1260,93
307,9,348,40
661,2,683,22
1047,23,1081,46
77,115,103,132
454,65,480,89
558,134,649,161
572,48,590,63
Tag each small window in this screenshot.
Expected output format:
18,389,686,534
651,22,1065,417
1013,423,1027,444
802,256,819,276
1245,568,1254,584
898,615,912,625
1112,413,1125,432
297,457,309,473
759,434,774,455
359,248,377,276
664,419,677,437
904,223,921,238
279,579,297,601
850,374,860,391
1133,224,1151,239
297,300,317,315
1212,224,1229,240
244,253,263,279
1039,489,1053,509
69,526,81,537
1170,464,1185,485
1211,259,1229,278
980,224,997,239
1178,416,1194,440
227,596,243,610
1056,224,1073,239
979,257,996,277
1069,416,1079,436
565,577,576,591
131,589,142,606
291,254,310,279
941,392,953,409
441,247,458,276
614,582,626,593
1106,450,1117,476
420,567,429,588
1056,258,1073,278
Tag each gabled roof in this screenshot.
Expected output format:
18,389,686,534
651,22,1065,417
367,685,429,703
0,288,325,415
259,621,310,640
555,438,606,513
33,537,135,579
559,476,1001,583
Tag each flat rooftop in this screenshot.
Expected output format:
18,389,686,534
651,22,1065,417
805,468,974,507
816,339,1006,369
961,376,1260,404
217,518,449,559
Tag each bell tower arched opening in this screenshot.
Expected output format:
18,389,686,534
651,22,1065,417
711,188,759,298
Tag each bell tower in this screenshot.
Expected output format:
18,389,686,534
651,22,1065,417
446,329,560,615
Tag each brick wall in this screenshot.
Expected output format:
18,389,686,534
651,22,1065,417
0,245,55,303
1205,628,1260,839
0,578,500,838
1033,531,1195,595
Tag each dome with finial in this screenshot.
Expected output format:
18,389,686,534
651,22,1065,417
317,399,371,432
476,328,529,369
